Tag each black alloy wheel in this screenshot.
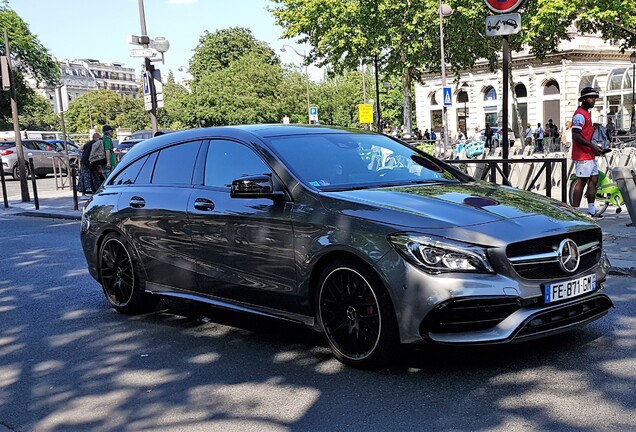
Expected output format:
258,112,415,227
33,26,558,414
99,233,158,314
316,259,398,368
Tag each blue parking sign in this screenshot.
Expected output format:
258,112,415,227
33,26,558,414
309,107,317,116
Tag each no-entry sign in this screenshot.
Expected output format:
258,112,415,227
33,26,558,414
484,0,525,14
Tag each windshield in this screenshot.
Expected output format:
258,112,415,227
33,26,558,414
267,133,461,190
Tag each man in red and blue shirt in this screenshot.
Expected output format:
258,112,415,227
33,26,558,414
571,87,605,217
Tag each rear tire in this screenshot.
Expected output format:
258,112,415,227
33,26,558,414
315,258,399,369
98,232,158,314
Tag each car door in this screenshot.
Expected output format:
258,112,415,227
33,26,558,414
189,139,298,313
23,141,49,173
115,140,203,292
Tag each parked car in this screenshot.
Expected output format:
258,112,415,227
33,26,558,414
114,138,144,161
80,125,613,368
480,127,516,147
1,139,79,179
47,140,81,154
127,129,173,140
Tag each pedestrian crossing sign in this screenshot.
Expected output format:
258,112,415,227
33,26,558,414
443,87,452,107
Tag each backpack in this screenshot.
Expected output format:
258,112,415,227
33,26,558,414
591,124,609,149
431,131,437,140
552,126,560,139
88,138,106,164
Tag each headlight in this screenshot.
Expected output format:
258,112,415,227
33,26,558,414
388,233,494,274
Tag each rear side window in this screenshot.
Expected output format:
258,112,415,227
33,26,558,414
111,155,149,185
152,140,202,185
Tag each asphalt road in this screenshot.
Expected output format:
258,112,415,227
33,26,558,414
0,215,634,432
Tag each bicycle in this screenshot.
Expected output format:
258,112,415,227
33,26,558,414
568,152,623,216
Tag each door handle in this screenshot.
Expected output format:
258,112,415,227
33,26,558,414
129,196,146,208
194,198,215,211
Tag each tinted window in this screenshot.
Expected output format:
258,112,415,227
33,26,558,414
151,141,201,185
204,140,271,188
111,156,149,185
136,152,157,185
267,133,459,190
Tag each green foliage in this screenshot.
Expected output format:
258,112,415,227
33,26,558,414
18,91,59,130
189,27,279,81
197,52,285,125
64,90,151,134
0,4,59,128
313,71,368,128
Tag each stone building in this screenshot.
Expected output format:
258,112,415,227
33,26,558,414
414,31,635,137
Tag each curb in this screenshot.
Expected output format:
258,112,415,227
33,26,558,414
14,211,81,221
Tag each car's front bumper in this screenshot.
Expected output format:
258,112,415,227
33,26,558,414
375,248,612,345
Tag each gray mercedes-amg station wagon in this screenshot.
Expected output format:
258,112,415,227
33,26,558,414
80,125,613,368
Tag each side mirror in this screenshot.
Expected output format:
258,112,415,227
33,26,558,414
230,174,284,200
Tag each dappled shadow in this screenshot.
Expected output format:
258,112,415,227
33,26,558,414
0,215,634,431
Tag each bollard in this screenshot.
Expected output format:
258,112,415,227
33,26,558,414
28,156,39,210
71,163,78,210
611,166,636,226
0,155,7,208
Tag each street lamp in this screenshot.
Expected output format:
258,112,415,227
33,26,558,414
439,2,453,153
281,45,311,124
631,51,636,134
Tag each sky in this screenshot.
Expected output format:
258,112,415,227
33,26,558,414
10,0,321,82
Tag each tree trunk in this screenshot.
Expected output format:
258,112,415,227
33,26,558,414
402,66,413,133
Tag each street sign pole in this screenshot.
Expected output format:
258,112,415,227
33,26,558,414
138,0,158,135
502,35,510,177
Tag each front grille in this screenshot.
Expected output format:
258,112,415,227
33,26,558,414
507,229,602,280
421,297,522,335
515,294,613,339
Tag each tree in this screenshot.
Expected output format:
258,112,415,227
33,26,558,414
0,3,59,128
197,52,285,125
18,91,59,130
189,27,279,81
271,0,636,133
157,71,190,129
64,90,132,133
271,0,500,133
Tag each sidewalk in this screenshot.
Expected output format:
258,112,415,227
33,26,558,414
1,177,635,276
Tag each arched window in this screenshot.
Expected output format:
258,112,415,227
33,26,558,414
430,93,438,106
457,90,469,103
608,69,625,91
544,80,560,95
484,86,496,101
514,84,527,98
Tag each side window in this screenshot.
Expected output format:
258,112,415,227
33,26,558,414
204,140,271,188
22,142,36,151
151,140,201,185
110,155,149,185
135,152,157,185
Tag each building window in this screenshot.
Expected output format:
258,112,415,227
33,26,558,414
484,86,496,101
514,84,527,98
543,80,560,95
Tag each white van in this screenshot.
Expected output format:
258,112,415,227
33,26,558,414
0,130,67,141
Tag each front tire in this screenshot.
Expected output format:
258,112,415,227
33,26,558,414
316,258,399,368
98,232,158,314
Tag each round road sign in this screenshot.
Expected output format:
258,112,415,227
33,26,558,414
484,0,525,14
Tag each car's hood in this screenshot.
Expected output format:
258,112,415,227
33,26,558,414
319,181,593,237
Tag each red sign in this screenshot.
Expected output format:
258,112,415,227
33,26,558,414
484,0,525,13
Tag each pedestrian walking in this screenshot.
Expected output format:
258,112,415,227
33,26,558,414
525,123,533,147
485,125,494,150
78,133,102,198
534,123,544,152
571,87,606,217
562,120,573,153
606,117,616,144
102,125,116,178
